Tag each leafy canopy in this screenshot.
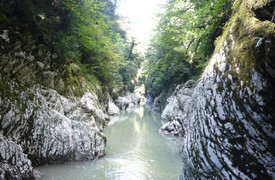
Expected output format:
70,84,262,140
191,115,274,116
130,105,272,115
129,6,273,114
145,0,232,98
0,0,143,92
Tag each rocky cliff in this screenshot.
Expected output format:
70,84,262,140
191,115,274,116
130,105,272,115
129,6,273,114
160,0,275,179
0,27,114,179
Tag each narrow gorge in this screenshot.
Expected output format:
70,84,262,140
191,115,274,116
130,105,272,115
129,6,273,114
152,0,275,179
0,24,140,178
1,0,275,179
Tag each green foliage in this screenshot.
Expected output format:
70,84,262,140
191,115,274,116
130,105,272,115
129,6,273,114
145,0,233,97
0,0,142,92
118,38,143,93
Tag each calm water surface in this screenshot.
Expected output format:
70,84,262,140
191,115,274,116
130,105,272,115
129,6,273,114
36,106,182,180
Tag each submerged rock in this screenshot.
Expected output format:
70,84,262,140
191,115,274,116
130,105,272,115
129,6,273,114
161,1,275,179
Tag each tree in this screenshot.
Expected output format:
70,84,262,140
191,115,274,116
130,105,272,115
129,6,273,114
145,0,233,98
0,0,143,92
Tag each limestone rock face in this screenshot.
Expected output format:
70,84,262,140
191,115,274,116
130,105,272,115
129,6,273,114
160,80,196,136
160,1,275,179
115,93,140,111
146,89,175,113
81,92,109,130
0,135,33,180
150,92,167,113
108,101,120,116
0,28,109,178
0,75,107,167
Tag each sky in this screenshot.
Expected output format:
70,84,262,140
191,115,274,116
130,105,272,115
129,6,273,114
116,0,166,51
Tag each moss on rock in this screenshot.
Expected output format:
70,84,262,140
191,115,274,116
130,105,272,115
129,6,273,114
162,0,275,179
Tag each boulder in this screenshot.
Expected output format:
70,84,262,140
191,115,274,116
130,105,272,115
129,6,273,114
108,101,120,116
115,93,140,111
0,136,34,179
0,74,107,169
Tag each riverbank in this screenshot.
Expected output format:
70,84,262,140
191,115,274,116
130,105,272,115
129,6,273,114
36,106,182,180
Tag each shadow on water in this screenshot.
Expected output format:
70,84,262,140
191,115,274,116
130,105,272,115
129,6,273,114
36,106,182,180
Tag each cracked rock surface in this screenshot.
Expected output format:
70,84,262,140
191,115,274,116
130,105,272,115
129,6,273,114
160,1,275,179
0,27,110,179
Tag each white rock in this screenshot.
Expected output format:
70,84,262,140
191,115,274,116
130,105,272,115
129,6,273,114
108,101,120,116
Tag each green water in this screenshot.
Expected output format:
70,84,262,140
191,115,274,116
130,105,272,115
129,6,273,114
36,107,182,180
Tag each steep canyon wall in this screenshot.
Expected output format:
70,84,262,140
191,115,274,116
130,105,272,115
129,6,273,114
0,28,110,179
160,0,275,179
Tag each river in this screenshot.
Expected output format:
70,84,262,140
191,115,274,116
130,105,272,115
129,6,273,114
36,106,182,180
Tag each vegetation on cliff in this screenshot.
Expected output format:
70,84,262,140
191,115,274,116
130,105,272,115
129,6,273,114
0,1,143,178
157,0,275,179
0,0,142,94
144,0,233,98
1,0,275,179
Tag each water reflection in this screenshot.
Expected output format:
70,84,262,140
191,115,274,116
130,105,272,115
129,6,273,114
134,107,145,118
37,106,182,180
